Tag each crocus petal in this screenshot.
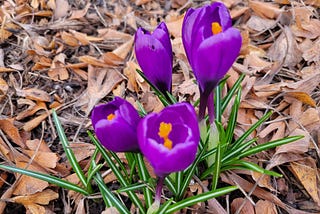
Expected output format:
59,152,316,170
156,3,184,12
134,23,172,93
192,28,242,94
182,2,232,64
91,97,140,152
95,118,139,152
152,22,173,60
137,103,199,176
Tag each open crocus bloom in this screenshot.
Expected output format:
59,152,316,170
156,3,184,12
137,102,200,177
91,97,140,152
182,2,242,121
134,22,173,94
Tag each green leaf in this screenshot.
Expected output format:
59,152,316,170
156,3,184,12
94,174,130,214
52,110,90,191
221,160,282,177
135,153,153,209
136,69,170,106
166,186,238,213
221,73,245,113
232,111,272,149
116,182,148,193
211,143,222,190
214,83,222,123
157,198,173,214
88,131,145,213
225,89,241,145
177,141,207,200
0,164,89,195
221,138,257,163
238,135,304,159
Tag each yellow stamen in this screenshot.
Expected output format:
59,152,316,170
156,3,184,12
158,122,173,150
107,113,115,121
158,122,172,138
211,22,222,35
163,138,173,150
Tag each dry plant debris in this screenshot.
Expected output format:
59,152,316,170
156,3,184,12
0,0,319,213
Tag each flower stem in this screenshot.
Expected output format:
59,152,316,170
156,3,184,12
207,92,215,123
154,176,165,206
199,92,208,121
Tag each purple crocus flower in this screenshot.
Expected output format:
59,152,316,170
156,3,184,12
91,97,140,152
137,102,200,177
182,2,242,121
135,22,173,95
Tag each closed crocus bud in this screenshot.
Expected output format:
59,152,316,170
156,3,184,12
137,102,200,177
134,22,173,95
182,2,242,121
91,97,140,152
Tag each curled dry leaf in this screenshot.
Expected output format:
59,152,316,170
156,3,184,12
10,189,58,214
16,88,51,102
16,100,47,120
77,65,123,114
0,119,25,148
249,0,282,19
268,26,302,68
285,92,316,107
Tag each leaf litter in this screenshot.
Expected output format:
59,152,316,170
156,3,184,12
0,0,319,213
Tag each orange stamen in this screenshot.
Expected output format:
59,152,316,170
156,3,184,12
107,113,115,121
211,22,222,35
158,122,173,150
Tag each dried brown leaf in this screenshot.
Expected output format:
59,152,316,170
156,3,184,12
22,111,50,132
16,88,51,102
286,92,316,107
249,1,282,19
69,2,90,20
13,162,49,195
23,150,59,169
11,189,58,205
69,143,95,162
0,119,25,148
231,198,255,214
290,161,320,206
275,129,310,155
113,38,134,59
255,200,277,214
53,0,69,20
61,31,79,47
268,26,302,68
81,65,123,114
78,56,109,67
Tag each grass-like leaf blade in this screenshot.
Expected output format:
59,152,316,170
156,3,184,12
166,186,238,213
0,164,89,195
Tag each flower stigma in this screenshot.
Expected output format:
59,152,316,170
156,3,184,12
158,122,173,150
211,22,222,35
107,113,116,121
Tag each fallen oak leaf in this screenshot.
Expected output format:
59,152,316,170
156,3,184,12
0,119,25,148
16,88,51,102
11,189,58,205
79,55,113,67
10,189,58,214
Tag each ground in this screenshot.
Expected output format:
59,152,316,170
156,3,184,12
0,0,319,213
